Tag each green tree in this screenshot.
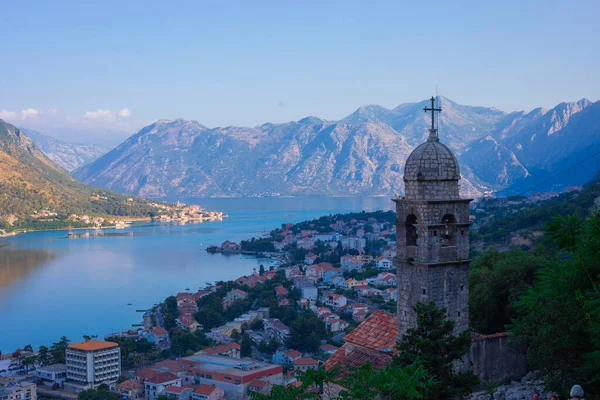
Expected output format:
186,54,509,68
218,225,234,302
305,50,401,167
469,247,549,333
37,345,52,366
230,328,241,341
78,387,118,400
259,264,265,276
510,211,600,394
241,334,253,357
50,336,69,364
289,309,327,352
395,302,479,400
23,344,33,353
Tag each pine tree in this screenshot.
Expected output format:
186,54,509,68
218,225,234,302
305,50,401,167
395,302,479,400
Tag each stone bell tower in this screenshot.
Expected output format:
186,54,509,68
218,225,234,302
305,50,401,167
394,96,471,335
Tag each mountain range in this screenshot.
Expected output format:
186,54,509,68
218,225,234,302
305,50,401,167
33,97,600,199
20,127,107,171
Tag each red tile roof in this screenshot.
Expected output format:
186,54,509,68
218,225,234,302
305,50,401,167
68,339,118,351
293,357,319,366
116,380,143,391
342,311,397,352
323,343,393,377
163,386,191,394
146,372,179,384
194,384,218,395
135,368,160,381
153,359,191,373
283,349,302,359
274,286,289,296
249,379,269,389
152,327,168,335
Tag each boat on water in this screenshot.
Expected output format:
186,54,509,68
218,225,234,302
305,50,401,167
127,303,132,306
185,287,190,291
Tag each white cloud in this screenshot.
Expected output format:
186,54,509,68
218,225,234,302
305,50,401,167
83,108,132,121
0,109,17,120
21,108,39,120
83,109,114,120
117,108,131,118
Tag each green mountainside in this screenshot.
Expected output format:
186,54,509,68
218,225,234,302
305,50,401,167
0,119,160,233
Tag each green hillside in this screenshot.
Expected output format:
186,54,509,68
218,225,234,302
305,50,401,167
0,119,161,233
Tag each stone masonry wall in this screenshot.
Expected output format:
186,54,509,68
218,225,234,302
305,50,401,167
405,179,460,201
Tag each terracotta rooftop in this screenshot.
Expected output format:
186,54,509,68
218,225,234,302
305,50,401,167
152,327,168,335
163,385,191,394
323,343,393,377
249,379,269,389
283,349,302,359
194,384,218,395
135,368,160,381
68,339,118,351
153,359,197,373
293,357,319,366
116,380,143,391
146,371,179,384
274,286,289,295
342,311,397,352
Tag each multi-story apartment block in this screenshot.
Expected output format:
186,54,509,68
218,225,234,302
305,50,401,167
64,339,121,392
0,381,37,400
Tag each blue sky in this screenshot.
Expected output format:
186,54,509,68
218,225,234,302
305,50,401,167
1,0,598,132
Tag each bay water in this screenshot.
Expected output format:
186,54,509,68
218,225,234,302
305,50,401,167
0,197,393,353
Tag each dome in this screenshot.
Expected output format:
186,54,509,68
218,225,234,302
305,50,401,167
404,140,460,181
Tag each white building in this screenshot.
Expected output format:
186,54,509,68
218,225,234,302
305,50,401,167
36,364,67,384
64,339,121,392
376,257,393,270
144,372,181,400
301,286,318,301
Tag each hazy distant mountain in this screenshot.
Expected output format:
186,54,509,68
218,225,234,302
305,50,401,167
73,97,600,198
20,127,107,171
20,126,132,149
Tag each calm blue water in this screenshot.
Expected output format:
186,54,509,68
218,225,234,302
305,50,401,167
0,197,393,353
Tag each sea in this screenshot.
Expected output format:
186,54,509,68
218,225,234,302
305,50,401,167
0,196,393,353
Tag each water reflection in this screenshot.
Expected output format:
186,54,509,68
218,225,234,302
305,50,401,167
0,248,56,289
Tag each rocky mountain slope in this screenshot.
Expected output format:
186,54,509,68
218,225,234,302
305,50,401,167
21,127,107,171
0,119,160,231
74,97,600,198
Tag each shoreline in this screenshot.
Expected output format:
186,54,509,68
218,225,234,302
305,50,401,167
0,216,229,238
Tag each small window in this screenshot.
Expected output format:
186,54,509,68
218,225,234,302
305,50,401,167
205,374,212,379
460,285,464,291
461,230,465,236
224,376,232,380
458,312,461,317
433,231,437,236
422,288,426,295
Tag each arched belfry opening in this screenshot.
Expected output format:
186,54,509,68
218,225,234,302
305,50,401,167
406,214,418,246
441,214,456,246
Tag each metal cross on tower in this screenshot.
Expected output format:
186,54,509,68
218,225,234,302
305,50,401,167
423,96,442,131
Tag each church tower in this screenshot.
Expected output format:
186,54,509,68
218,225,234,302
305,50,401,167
395,97,471,335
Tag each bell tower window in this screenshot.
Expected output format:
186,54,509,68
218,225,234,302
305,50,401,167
441,214,456,246
406,214,418,246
